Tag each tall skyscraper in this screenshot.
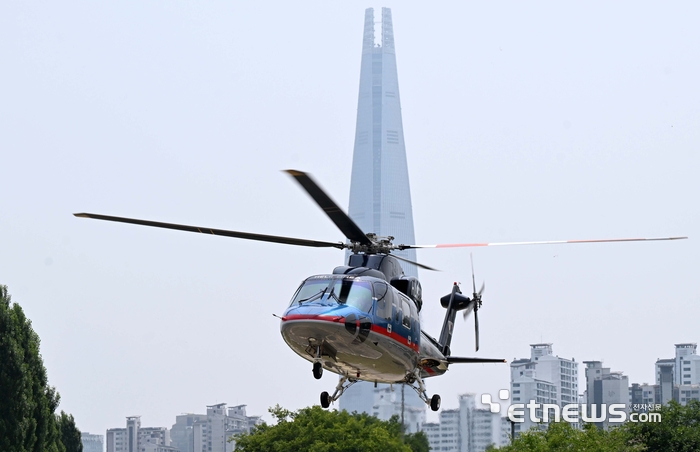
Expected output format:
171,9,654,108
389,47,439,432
339,7,424,426
347,6,418,277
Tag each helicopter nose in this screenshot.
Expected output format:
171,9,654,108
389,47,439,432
344,313,372,344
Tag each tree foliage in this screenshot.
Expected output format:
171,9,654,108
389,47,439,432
495,421,641,452
402,430,429,452
619,400,700,452
495,401,700,451
0,285,81,452
57,412,83,452
234,405,427,452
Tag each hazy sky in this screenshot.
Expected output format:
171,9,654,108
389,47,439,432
1,1,697,435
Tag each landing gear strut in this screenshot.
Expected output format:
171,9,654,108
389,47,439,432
320,374,357,409
406,368,441,412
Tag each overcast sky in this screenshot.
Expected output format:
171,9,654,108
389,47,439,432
1,1,697,435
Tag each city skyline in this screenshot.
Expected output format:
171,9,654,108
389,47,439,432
81,339,699,452
1,1,695,436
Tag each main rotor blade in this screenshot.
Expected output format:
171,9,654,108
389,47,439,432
285,170,372,246
392,254,440,272
446,357,506,364
401,236,688,249
74,213,346,249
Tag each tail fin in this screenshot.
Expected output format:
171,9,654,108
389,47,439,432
437,283,474,356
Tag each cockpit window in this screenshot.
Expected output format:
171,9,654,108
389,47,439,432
329,279,373,312
290,277,373,313
289,278,330,305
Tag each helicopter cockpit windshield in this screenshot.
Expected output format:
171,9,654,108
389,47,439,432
290,277,373,312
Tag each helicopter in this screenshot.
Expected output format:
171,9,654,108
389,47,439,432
74,170,686,411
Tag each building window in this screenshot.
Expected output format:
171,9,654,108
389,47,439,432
386,130,399,144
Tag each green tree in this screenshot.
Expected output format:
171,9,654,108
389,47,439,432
0,285,78,452
402,430,429,452
494,421,641,452
620,401,700,452
57,412,83,452
494,402,700,451
234,405,417,452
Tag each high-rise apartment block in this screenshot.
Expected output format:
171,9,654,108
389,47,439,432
655,343,700,386
170,403,262,452
630,343,700,409
107,404,261,452
106,416,176,452
583,361,629,429
373,385,425,433
339,6,424,422
81,432,104,452
423,394,507,452
510,343,578,435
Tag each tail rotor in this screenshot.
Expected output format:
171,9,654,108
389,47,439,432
466,253,485,351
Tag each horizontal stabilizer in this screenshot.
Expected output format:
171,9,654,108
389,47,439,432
446,357,506,364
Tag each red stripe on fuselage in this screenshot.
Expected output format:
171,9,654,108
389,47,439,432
369,324,419,353
282,314,344,322
281,314,419,353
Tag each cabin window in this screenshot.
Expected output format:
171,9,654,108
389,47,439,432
401,298,411,329
373,282,393,320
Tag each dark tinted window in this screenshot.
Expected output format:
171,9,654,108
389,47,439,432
329,279,373,312
401,298,411,329
373,282,392,320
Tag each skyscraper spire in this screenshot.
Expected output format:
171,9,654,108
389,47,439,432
348,7,418,277
341,8,425,427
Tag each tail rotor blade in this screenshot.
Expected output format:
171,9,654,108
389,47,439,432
470,253,477,294
474,309,480,352
478,281,485,297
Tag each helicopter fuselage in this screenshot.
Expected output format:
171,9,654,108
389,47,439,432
280,273,447,383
